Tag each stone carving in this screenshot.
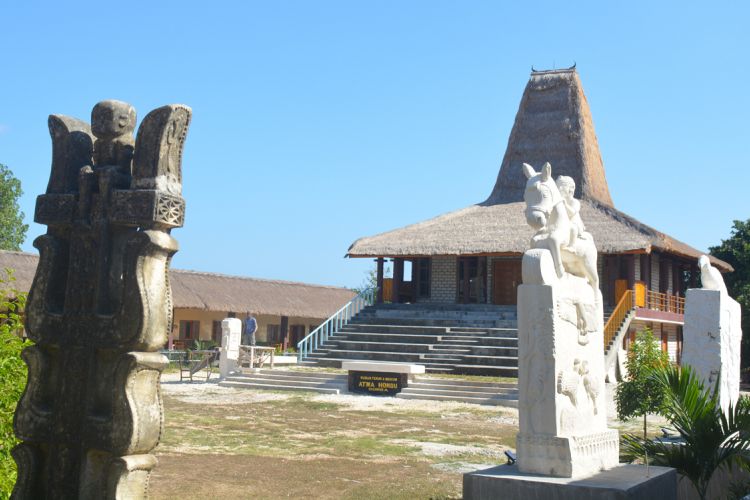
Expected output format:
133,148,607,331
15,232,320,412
219,318,243,379
683,257,742,417
517,163,618,478
522,163,598,291
12,100,191,498
699,254,728,295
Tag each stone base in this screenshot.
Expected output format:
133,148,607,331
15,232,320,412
517,430,619,477
463,464,676,500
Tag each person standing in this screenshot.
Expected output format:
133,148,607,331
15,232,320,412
244,313,258,346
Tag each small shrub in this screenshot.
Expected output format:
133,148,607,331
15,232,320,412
0,268,28,497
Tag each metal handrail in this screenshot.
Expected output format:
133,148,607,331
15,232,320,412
297,288,376,362
603,290,634,350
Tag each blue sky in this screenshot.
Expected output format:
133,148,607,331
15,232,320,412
2,1,748,289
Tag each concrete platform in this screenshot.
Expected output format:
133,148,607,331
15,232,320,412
341,361,425,374
463,464,676,500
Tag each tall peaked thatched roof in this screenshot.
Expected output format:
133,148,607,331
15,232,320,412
347,69,733,272
0,251,356,318
484,69,612,206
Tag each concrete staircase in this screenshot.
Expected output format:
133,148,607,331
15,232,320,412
302,303,519,377
219,369,348,394
397,377,518,407
217,369,519,406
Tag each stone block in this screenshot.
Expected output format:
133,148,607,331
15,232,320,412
683,288,743,415
463,464,677,500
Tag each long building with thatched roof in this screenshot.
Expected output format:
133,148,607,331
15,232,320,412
0,250,355,349
346,68,732,365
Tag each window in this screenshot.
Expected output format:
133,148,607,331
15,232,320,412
179,320,200,340
267,324,280,344
212,320,222,343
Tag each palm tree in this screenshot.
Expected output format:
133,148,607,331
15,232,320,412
621,365,750,500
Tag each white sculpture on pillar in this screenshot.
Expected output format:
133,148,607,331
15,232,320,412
683,255,742,416
219,317,242,379
698,254,728,294
516,162,619,477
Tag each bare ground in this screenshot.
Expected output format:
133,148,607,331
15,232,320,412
150,373,668,499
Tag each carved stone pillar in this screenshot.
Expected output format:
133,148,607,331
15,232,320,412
12,100,191,498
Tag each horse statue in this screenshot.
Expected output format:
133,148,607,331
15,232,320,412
522,162,599,293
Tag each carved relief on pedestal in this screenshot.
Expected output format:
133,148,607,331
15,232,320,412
13,101,191,499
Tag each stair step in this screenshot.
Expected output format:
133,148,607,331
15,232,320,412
219,380,341,394
225,375,344,388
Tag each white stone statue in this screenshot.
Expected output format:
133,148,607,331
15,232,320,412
699,254,728,294
219,317,242,379
516,162,618,478
683,255,742,416
522,163,599,292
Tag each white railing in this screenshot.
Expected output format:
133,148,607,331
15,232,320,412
297,288,376,363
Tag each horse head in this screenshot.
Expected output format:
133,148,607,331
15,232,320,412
522,162,562,231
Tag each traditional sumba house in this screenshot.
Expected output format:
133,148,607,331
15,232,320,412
0,250,355,350
346,68,732,364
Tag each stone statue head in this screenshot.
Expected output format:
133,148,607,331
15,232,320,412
556,176,575,200
522,162,562,231
91,100,136,140
698,255,710,270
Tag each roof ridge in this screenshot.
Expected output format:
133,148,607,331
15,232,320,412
171,268,352,291
0,250,353,291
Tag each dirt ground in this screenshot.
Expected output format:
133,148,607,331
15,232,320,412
149,373,667,499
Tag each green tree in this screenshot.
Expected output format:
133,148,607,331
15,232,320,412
621,365,750,500
0,269,28,497
0,164,28,251
352,263,390,296
710,219,750,370
615,328,670,438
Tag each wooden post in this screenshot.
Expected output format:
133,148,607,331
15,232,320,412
641,254,652,290
659,255,669,294
606,255,618,306
376,258,384,303
689,264,698,288
626,255,636,290
393,258,403,304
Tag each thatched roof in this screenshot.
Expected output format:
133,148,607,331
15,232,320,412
0,251,356,318
0,251,39,299
485,69,613,206
347,68,732,272
346,199,732,271
169,269,356,318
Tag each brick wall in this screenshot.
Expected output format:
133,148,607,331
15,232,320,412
423,256,457,303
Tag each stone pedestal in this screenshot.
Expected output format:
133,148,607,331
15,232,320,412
516,249,618,478
219,318,242,379
463,464,677,500
683,288,743,415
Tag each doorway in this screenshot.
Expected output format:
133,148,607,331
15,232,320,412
457,257,486,304
492,260,522,305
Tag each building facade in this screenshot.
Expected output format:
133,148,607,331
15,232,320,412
346,68,732,363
